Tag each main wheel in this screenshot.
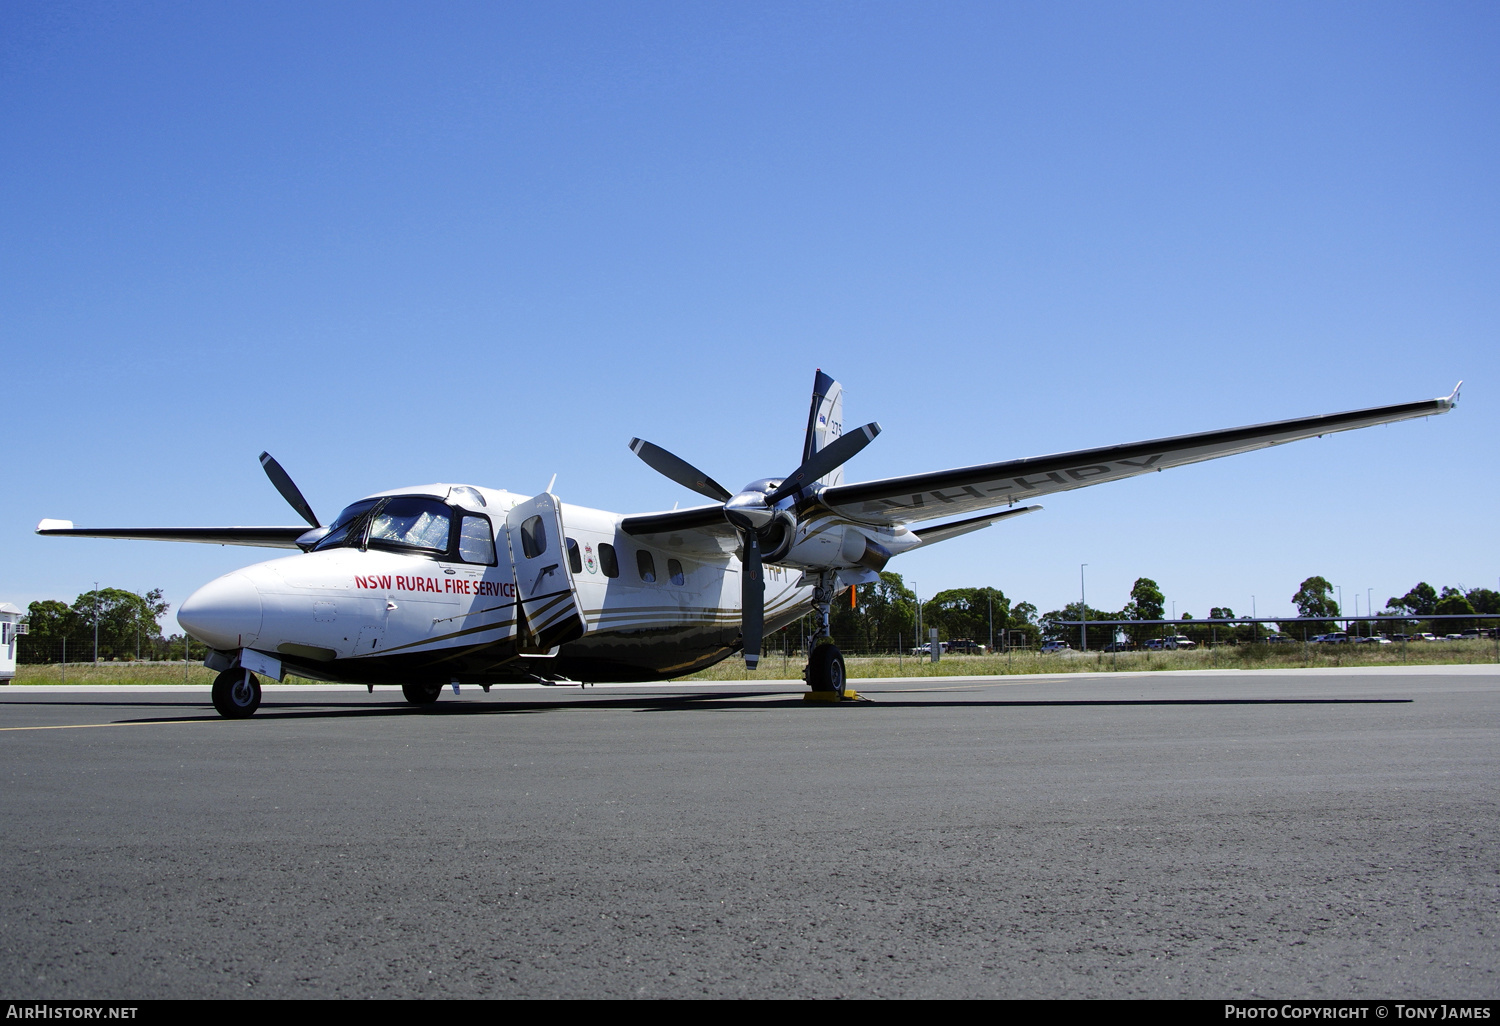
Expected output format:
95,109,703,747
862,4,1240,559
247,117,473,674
806,645,846,699
401,683,443,705
212,668,261,719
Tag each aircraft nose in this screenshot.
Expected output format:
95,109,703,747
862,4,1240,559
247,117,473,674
178,572,263,651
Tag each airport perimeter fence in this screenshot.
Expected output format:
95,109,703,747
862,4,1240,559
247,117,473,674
14,634,211,667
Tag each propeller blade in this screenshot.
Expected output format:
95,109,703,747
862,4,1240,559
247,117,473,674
628,438,733,503
766,421,881,504
258,452,320,528
741,530,764,670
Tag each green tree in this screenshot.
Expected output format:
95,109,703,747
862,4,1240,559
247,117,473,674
1387,582,1438,617
828,571,916,653
1434,587,1476,633
1039,601,1120,649
1122,577,1165,644
1006,602,1039,649
71,588,169,661
1293,576,1340,635
19,600,78,664
923,587,1009,649
1465,587,1499,616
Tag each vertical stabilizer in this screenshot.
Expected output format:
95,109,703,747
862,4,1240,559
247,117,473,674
802,370,846,488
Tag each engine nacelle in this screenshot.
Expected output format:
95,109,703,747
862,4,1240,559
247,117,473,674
780,522,911,573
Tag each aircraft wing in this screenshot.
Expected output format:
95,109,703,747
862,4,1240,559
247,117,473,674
619,505,739,556
819,388,1460,526
36,520,308,548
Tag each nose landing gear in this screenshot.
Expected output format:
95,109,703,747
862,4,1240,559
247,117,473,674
212,668,262,719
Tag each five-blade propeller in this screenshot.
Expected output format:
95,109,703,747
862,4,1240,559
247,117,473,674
627,422,881,669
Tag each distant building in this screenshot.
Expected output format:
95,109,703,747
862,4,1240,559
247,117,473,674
0,603,21,684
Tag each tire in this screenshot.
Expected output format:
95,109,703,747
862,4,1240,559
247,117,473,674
806,645,846,698
212,669,261,719
401,683,443,705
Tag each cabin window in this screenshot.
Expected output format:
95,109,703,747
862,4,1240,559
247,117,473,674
458,515,497,565
520,515,547,559
668,559,685,586
598,543,619,578
636,549,657,583
566,537,582,574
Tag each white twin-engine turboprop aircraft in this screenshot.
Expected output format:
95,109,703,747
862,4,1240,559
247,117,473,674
39,371,1459,718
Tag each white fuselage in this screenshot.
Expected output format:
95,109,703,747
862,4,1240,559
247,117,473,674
178,485,814,685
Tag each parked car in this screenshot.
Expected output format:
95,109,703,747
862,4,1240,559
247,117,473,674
1145,636,1197,650
1320,632,1351,644
946,639,987,655
1102,641,1132,652
1040,640,1071,654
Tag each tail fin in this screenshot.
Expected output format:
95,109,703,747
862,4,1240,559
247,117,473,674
802,370,846,487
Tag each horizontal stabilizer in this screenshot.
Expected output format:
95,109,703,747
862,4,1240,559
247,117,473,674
37,523,309,548
913,506,1042,546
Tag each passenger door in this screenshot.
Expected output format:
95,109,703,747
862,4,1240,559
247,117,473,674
504,493,587,653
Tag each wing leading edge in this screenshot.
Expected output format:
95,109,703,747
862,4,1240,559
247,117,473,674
819,387,1460,526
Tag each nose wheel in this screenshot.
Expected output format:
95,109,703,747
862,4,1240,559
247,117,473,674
212,668,262,719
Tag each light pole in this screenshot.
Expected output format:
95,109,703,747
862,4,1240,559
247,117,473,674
1080,564,1088,652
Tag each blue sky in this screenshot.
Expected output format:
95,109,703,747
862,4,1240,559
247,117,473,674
3,0,1495,627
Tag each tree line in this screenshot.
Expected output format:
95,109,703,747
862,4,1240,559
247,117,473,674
15,575,1499,664
790,573,1500,653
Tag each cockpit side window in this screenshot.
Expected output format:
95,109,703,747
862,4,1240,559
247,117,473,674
458,514,497,565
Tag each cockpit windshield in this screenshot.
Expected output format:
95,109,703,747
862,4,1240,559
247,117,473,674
312,496,454,556
313,499,380,551
366,497,451,553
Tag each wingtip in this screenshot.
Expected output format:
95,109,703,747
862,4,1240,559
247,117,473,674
37,518,74,533
1445,380,1463,406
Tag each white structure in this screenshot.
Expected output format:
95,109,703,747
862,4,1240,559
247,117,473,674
0,603,22,684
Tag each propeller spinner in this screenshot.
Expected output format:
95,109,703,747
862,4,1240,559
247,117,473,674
628,422,880,669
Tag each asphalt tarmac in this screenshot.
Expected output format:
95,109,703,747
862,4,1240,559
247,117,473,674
0,666,1495,999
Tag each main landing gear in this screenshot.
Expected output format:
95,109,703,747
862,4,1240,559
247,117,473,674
802,572,854,702
401,683,443,706
212,668,261,719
